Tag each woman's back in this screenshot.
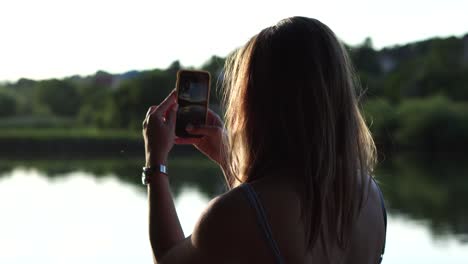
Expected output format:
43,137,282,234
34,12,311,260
220,170,386,263
215,16,385,263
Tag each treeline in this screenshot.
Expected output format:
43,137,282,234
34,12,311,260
0,34,467,151
352,36,468,151
0,58,225,130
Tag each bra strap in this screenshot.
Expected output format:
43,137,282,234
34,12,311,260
240,183,285,264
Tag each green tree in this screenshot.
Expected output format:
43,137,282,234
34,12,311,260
396,96,468,150
77,72,117,128
0,89,18,117
112,69,175,129
363,98,397,147
201,56,226,104
35,79,81,117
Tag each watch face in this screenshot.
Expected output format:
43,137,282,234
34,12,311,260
159,164,168,174
141,166,168,185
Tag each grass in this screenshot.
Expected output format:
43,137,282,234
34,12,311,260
0,127,140,140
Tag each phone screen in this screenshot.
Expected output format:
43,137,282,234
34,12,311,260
175,70,210,138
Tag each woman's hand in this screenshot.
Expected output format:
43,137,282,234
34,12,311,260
175,109,227,171
142,90,178,167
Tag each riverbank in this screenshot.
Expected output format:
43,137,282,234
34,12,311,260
1,122,467,157
0,128,199,157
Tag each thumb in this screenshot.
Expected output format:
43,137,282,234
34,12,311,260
167,103,178,128
187,124,221,137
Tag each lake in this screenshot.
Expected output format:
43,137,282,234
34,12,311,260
0,152,467,263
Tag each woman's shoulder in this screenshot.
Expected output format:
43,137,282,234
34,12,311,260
190,185,261,261
197,184,251,224
158,185,272,264
340,177,387,263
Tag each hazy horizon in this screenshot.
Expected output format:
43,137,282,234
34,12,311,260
2,31,467,84
1,0,467,82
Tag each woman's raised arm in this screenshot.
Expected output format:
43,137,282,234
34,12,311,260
142,91,247,263
142,90,184,261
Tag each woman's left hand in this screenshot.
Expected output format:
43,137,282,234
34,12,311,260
142,90,178,167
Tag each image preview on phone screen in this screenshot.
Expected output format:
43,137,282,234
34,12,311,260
176,73,209,138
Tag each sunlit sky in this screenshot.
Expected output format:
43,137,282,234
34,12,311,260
1,0,467,82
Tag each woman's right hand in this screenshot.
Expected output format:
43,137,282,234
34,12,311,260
175,109,227,171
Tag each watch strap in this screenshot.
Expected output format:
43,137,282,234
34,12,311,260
142,164,168,185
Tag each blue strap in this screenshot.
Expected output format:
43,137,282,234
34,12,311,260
241,181,386,264
241,183,285,264
373,179,387,263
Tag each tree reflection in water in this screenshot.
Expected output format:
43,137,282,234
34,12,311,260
1,152,467,243
376,152,468,243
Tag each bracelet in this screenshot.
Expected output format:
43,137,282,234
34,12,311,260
141,164,168,185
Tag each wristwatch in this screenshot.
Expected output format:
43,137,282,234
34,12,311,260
141,164,168,185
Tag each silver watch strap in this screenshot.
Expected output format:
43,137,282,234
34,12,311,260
143,164,168,174
142,165,168,185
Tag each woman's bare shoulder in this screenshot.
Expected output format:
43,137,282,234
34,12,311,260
191,185,259,261
342,177,386,263
157,186,263,264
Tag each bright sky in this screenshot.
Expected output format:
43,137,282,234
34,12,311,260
0,0,467,82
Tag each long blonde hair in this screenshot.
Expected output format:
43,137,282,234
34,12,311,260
222,17,376,252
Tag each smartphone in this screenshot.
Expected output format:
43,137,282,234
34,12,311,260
175,70,211,138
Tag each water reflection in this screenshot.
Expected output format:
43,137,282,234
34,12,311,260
1,153,468,263
0,152,467,243
0,169,153,264
376,153,468,243
0,152,225,198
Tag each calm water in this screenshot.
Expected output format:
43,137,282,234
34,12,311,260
0,153,467,264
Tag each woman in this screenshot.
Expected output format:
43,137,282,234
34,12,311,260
142,17,387,264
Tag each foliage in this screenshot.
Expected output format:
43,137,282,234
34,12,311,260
362,98,397,146
35,79,81,117
376,152,468,240
0,88,18,117
395,96,468,150
362,95,468,151
0,34,468,151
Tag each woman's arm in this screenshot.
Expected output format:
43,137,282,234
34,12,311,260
146,168,249,264
155,190,252,264
174,109,233,184
142,91,184,262
147,173,184,262
142,91,248,263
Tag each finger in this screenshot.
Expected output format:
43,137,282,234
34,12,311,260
186,124,221,137
143,106,157,127
174,137,201,145
166,103,178,127
144,106,158,127
155,90,177,116
207,108,220,117
148,105,158,117
146,105,157,118
206,109,223,126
